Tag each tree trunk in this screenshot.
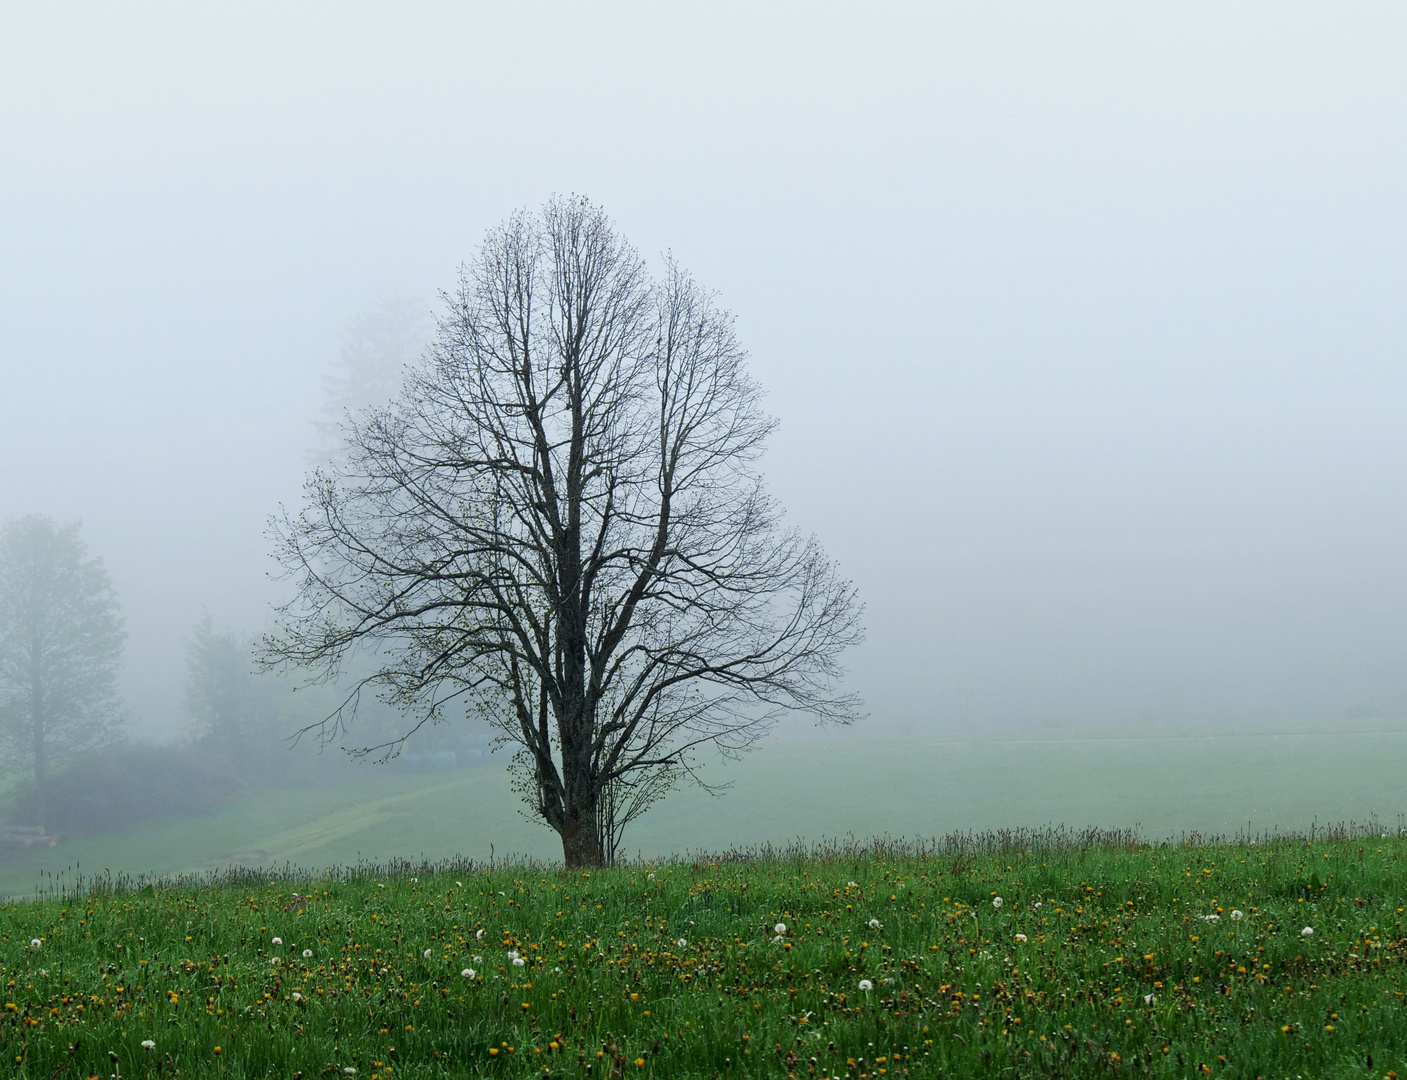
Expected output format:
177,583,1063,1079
559,807,604,868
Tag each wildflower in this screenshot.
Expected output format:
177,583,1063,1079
847,881,858,888
858,979,873,991
647,873,655,880
507,950,519,960
272,936,283,945
1230,910,1243,921
456,881,463,887
1202,914,1219,923
292,993,303,1002
141,1041,156,1051
869,919,881,930
411,877,417,883
1034,902,1042,908
676,938,688,948
29,939,40,949
270,957,281,965
1015,934,1027,942
423,949,433,960
774,922,787,935
1143,994,1155,1005
303,949,313,958
345,1069,357,1076
462,969,476,979
513,957,526,967
1302,926,1314,937
992,897,1003,909
476,929,485,940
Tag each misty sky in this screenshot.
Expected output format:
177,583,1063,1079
3,4,1406,741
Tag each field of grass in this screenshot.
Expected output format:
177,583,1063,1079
4,831,1407,1078
3,723,1405,900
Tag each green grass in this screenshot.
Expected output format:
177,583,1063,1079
4,723,1406,900
4,832,1407,1078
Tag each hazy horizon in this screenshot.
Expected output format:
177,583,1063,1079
4,4,1407,748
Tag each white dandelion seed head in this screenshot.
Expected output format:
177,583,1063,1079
1203,914,1219,923
1143,994,1155,1005
423,949,432,959
507,949,519,960
858,979,873,992
303,949,313,958
1230,910,1244,921
991,896,1003,909
272,937,282,945
462,968,476,978
774,922,787,935
677,938,688,948
868,919,881,930
1302,926,1314,936
647,873,655,880
344,1069,357,1076
410,877,417,883
847,881,858,888
553,966,561,973
141,1040,156,1050
29,938,41,949
513,956,526,967
476,929,485,940
456,881,463,887
292,992,303,1002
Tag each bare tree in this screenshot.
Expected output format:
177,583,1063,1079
0,516,124,825
263,197,863,867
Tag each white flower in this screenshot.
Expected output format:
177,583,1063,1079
858,979,873,991
868,919,881,930
774,922,787,935
462,968,476,978
473,955,483,962
1302,926,1314,937
410,877,417,883
676,938,688,948
292,992,303,1002
513,956,526,967
270,957,281,965
553,967,561,973
1034,902,1042,909
847,881,858,888
1230,910,1243,921
476,929,485,940
344,1069,357,1076
1015,933,1027,942
1202,914,1220,923
456,881,463,887
423,949,432,960
992,897,1003,909
29,938,40,949
380,967,389,975
647,873,655,880
507,949,519,960
141,1040,156,1050
272,937,283,945
303,949,313,958
1143,993,1155,1005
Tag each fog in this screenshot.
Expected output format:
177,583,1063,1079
4,4,1407,745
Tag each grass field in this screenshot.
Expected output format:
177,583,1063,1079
3,723,1405,900
3,831,1406,1078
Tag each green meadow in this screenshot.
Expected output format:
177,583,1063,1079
3,833,1406,1078
2,723,1405,900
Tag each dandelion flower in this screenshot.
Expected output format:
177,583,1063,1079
272,937,282,945
507,949,519,960
292,993,303,1002
1202,914,1219,923
513,957,526,967
868,919,881,930
303,949,313,958
774,922,787,935
847,881,858,888
858,979,873,991
1230,910,1243,921
462,968,476,979
423,949,433,960
29,939,40,949
476,928,485,940
410,877,417,883
1015,934,1027,942
1302,926,1314,937
270,957,281,965
676,938,687,948
141,1040,156,1051
992,897,1003,909
647,873,655,880
1143,994,1155,1005
344,1069,357,1076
